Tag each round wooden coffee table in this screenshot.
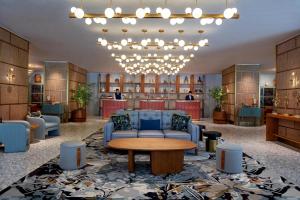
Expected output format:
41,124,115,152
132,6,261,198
108,138,197,175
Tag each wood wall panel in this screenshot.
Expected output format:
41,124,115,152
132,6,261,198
297,36,300,47
277,38,296,55
222,65,236,123
0,27,29,120
9,104,27,120
0,28,10,42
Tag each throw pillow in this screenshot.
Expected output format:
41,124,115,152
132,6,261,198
140,119,160,130
111,114,132,131
171,114,190,132
28,111,42,118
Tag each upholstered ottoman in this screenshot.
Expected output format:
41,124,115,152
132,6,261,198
216,143,243,174
60,141,86,170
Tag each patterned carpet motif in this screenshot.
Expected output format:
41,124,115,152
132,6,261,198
1,132,300,199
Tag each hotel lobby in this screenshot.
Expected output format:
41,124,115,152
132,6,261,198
0,0,300,199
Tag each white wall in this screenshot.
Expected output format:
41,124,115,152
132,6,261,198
259,72,275,88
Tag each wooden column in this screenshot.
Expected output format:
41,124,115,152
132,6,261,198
155,75,160,93
190,74,195,93
176,75,180,93
266,114,278,141
128,150,135,172
141,74,145,93
105,74,110,92
120,74,124,92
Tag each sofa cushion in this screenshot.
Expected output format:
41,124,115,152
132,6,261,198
164,129,191,140
138,130,164,138
112,129,138,139
111,114,132,131
171,114,191,132
138,110,162,129
162,110,186,130
116,110,139,129
45,122,58,129
140,119,160,130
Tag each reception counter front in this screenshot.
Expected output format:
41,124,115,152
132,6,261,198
175,100,201,120
100,99,202,120
101,99,128,119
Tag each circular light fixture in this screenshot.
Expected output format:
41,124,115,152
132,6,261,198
85,18,92,25
115,7,122,14
156,7,162,14
170,19,176,26
161,8,171,19
97,38,102,42
105,8,115,18
121,55,127,60
101,39,108,46
74,8,85,19
192,8,202,18
216,18,223,25
141,39,148,46
224,8,234,19
200,18,207,25
158,40,165,47
136,8,146,19
185,7,192,14
144,7,151,14
121,39,128,46
71,7,76,13
178,40,185,47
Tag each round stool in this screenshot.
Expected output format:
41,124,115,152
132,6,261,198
203,131,222,152
216,143,243,174
60,141,86,170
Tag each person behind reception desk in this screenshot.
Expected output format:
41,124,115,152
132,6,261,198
114,89,122,100
185,91,194,101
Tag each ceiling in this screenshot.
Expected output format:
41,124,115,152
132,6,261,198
0,0,299,73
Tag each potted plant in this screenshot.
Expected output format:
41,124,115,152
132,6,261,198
209,87,227,124
71,84,92,122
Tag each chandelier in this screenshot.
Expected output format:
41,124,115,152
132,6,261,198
112,53,194,75
69,0,239,26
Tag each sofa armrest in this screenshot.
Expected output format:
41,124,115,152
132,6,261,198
103,122,114,146
188,122,199,146
42,115,60,124
3,120,30,129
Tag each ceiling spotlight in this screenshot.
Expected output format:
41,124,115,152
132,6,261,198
130,18,137,25
199,40,205,47
121,55,127,60
190,54,194,58
158,40,165,47
115,7,122,14
192,8,202,18
185,7,192,14
170,18,176,26
105,8,115,18
136,8,146,19
200,18,207,25
216,18,223,25
161,8,171,19
85,18,92,25
127,38,132,43
111,53,115,57
97,38,102,42
178,40,185,47
74,8,85,19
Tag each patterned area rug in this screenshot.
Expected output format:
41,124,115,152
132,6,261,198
1,132,300,199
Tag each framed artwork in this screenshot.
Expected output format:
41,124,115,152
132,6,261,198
34,74,42,83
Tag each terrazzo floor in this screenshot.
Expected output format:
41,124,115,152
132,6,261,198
0,117,299,193
0,117,105,191
197,120,300,186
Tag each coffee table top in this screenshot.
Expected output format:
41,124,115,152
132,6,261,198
108,138,197,151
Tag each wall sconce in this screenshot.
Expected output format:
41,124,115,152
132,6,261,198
6,68,15,83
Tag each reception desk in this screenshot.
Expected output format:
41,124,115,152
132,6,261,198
175,100,201,120
140,100,165,110
101,99,128,119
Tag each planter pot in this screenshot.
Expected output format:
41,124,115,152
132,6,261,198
213,111,227,124
71,108,86,122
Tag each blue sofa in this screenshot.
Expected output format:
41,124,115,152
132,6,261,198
104,110,199,148
26,115,60,139
0,120,30,153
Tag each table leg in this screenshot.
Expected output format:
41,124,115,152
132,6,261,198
128,150,135,173
150,150,184,175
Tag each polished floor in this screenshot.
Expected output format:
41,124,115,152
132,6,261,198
0,118,299,192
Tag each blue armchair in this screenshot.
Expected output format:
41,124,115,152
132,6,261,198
0,120,30,153
26,115,60,139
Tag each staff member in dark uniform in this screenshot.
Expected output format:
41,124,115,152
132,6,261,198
185,91,194,101
114,88,122,100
